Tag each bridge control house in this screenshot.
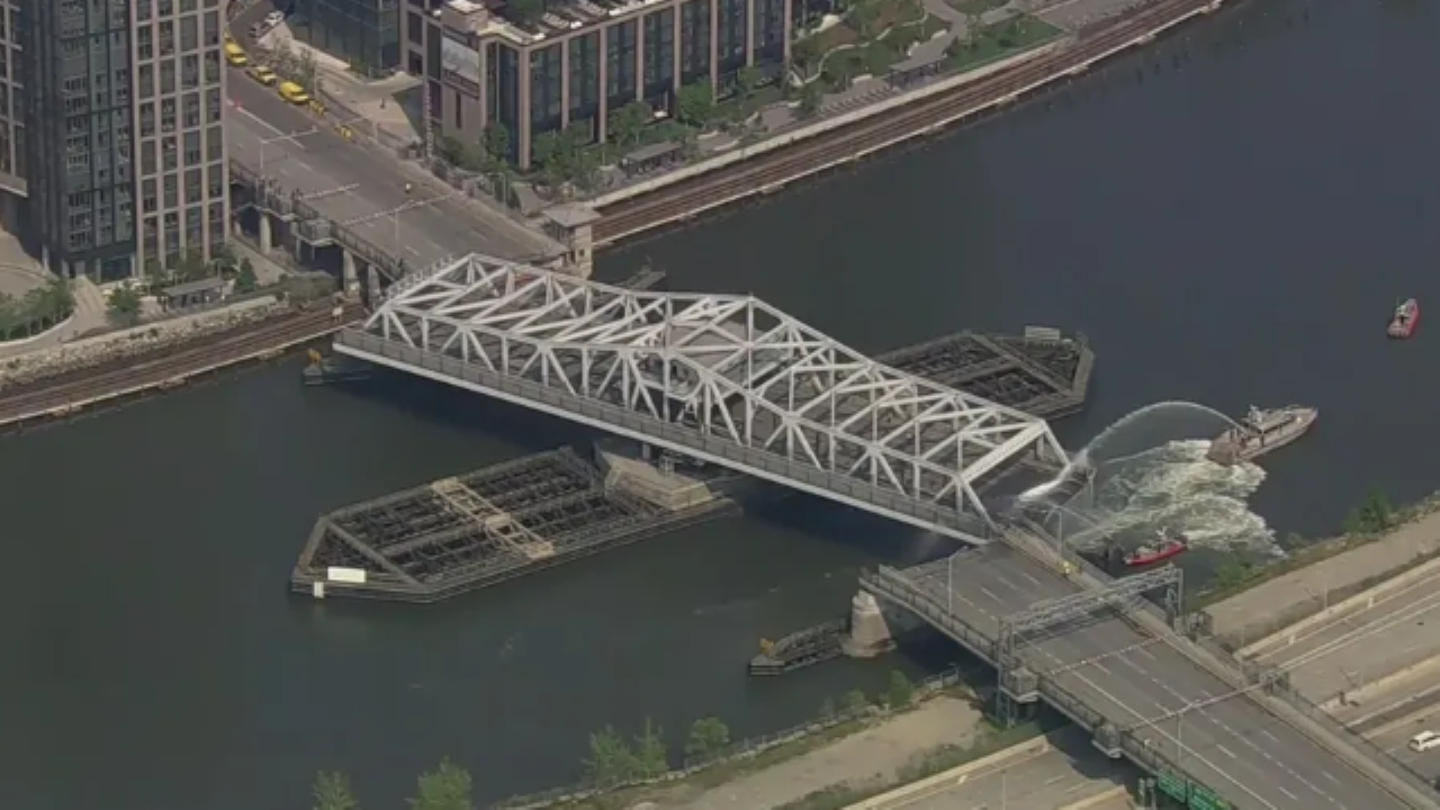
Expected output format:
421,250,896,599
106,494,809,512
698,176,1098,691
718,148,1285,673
402,0,792,168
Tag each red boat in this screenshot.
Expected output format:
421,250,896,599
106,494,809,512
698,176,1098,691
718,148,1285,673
1123,528,1189,567
1388,298,1420,339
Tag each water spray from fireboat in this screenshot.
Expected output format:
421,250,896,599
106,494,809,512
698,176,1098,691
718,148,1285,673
1015,401,1277,557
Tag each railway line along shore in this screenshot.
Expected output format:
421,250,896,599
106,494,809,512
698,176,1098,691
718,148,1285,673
591,0,1227,246
0,302,363,433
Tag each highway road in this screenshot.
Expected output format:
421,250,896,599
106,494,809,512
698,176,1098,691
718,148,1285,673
1250,567,1440,704
877,728,1130,810
225,70,556,265
1370,703,1440,784
892,546,1422,810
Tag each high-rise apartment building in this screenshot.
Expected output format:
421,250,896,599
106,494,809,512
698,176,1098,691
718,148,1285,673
0,0,229,282
291,0,401,74
403,0,791,169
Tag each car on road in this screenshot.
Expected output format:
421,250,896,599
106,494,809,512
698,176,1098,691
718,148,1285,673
247,65,277,86
1409,731,1440,752
277,81,310,105
224,42,248,67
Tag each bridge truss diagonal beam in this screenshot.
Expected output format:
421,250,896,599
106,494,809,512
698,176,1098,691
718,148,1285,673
351,254,1069,539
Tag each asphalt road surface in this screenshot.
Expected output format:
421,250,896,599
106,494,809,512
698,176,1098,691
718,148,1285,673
1371,704,1440,784
897,546,1413,809
879,728,1130,810
225,70,554,265
1248,568,1440,704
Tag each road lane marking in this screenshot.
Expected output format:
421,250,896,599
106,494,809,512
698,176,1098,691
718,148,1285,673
1067,670,1279,810
1279,785,1299,800
1216,743,1236,758
1259,729,1280,743
234,105,292,139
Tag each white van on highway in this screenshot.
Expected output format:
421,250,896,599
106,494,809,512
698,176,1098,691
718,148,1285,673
1409,731,1440,752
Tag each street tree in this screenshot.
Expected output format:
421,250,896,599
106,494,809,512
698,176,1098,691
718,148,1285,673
272,37,298,77
297,45,319,90
676,83,715,128
176,248,209,281
106,284,144,327
684,716,731,761
313,771,360,810
408,757,474,810
583,725,640,787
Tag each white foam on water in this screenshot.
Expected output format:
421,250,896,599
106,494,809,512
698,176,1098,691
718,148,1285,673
1055,439,1274,554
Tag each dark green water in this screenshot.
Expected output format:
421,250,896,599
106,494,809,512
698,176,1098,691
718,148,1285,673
4,0,1439,807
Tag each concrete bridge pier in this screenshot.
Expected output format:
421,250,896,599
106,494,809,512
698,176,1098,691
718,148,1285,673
342,249,359,292
842,590,896,658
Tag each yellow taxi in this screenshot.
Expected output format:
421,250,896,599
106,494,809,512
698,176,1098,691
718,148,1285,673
247,65,277,86
223,42,248,67
277,81,311,105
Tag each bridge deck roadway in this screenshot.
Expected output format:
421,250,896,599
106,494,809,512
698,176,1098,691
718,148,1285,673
225,75,554,265
890,546,1411,810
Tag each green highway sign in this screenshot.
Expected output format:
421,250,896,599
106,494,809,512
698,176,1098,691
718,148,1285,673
1156,772,1188,800
1189,784,1228,810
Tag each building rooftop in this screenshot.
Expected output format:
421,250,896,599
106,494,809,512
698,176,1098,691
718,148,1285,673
543,203,601,229
440,0,671,45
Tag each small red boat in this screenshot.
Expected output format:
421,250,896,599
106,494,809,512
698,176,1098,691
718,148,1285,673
1124,528,1189,567
1388,298,1420,339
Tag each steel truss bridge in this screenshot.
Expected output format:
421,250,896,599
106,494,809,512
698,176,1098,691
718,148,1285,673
333,254,1068,542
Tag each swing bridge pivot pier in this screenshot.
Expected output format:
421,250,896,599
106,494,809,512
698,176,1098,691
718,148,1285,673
859,531,1440,810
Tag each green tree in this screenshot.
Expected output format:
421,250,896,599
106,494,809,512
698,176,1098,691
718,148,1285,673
842,689,869,714
792,36,822,73
210,243,236,272
609,101,652,148
684,716,731,761
817,697,837,720
735,65,762,102
313,771,360,810
886,670,915,709
798,81,824,118
107,283,144,327
676,83,715,128
409,758,473,810
584,725,639,787
633,718,669,778
1213,557,1253,591
1344,488,1394,535
235,258,259,294
849,2,880,37
176,248,208,282
482,123,512,165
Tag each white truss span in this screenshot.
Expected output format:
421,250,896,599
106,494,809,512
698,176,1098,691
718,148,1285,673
336,255,1068,541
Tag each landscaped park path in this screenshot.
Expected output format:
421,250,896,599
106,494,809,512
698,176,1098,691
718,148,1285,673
651,696,987,810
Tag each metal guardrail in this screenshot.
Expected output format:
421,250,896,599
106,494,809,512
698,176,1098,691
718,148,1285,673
859,566,1248,810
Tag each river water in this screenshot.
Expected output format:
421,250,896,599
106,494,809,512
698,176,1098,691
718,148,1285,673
2,0,1437,807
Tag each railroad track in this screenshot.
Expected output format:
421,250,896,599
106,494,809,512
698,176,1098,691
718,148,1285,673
593,0,1217,244
0,307,361,427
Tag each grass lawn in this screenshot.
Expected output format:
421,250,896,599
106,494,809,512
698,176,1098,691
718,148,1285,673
944,14,1064,72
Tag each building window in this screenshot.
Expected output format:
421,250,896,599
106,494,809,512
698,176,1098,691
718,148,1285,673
142,178,158,211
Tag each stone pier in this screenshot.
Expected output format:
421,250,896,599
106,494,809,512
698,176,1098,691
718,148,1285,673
842,591,896,658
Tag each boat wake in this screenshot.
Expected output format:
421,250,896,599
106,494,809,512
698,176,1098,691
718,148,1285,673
1036,440,1275,555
